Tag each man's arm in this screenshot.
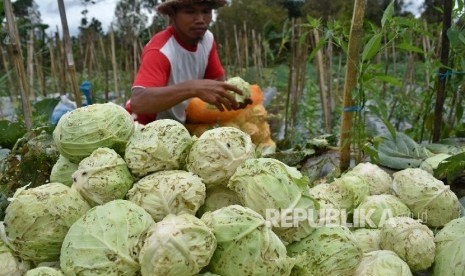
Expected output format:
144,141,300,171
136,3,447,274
130,79,243,114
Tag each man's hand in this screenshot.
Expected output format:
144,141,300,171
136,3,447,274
188,79,244,111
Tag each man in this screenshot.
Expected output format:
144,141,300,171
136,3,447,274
129,0,244,124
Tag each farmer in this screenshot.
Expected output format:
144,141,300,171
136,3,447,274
128,0,247,124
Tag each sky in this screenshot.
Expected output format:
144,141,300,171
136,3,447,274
36,0,425,36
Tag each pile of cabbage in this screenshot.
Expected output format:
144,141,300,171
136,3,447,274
0,102,464,275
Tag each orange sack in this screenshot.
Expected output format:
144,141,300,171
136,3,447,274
185,84,264,124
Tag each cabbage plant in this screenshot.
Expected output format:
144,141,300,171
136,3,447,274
330,173,370,213
228,158,316,243
201,205,295,276
433,217,465,276
354,250,412,276
346,162,393,195
127,170,206,221
73,147,133,206
379,217,435,271
419,153,451,174
4,183,90,264
124,119,193,178
53,103,134,163
392,168,460,227
287,225,363,276
352,228,381,253
139,214,216,276
49,155,78,186
60,200,154,275
187,127,255,187
354,194,411,228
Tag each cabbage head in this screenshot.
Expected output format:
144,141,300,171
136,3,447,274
379,217,435,271
53,103,134,163
187,127,255,187
228,158,315,243
60,200,154,276
347,162,393,195
287,225,363,276
49,155,78,186
139,214,216,276
352,228,381,253
197,185,241,216
72,147,133,206
25,267,64,276
225,76,251,103
433,217,465,276
127,170,206,221
4,183,90,264
354,194,411,228
392,168,460,227
330,173,370,212
354,250,412,276
201,205,295,276
124,119,193,178
0,238,30,276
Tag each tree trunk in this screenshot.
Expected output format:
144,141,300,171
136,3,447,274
339,0,366,172
432,0,452,142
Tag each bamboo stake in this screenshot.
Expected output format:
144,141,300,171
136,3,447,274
27,29,36,101
339,0,366,172
55,30,66,95
314,29,331,132
432,0,452,142
0,44,15,98
34,55,46,97
99,36,110,102
243,21,249,70
58,0,82,107
233,25,242,75
4,0,32,130
110,25,121,101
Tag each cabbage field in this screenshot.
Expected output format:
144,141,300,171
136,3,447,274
0,101,465,275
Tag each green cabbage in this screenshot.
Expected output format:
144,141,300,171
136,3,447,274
225,76,251,104
347,162,393,195
330,173,370,213
419,153,451,174
352,228,381,253
288,225,363,276
127,170,206,222
53,103,134,163
197,185,241,217
433,217,465,276
60,200,154,275
139,214,216,276
124,119,193,178
228,157,316,243
187,127,255,187
49,155,78,186
379,217,435,271
4,183,90,263
0,238,30,276
353,194,411,228
201,205,295,276
73,147,133,206
25,267,64,276
354,250,412,276
392,168,460,227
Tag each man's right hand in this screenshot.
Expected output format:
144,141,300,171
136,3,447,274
189,79,244,111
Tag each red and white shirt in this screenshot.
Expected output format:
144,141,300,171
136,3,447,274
132,26,225,123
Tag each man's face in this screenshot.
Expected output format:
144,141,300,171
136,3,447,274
171,4,213,45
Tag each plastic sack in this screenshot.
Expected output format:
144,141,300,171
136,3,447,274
50,95,77,125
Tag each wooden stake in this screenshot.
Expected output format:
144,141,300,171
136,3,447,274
339,0,366,172
110,25,120,101
57,0,82,107
3,0,33,130
27,29,36,101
